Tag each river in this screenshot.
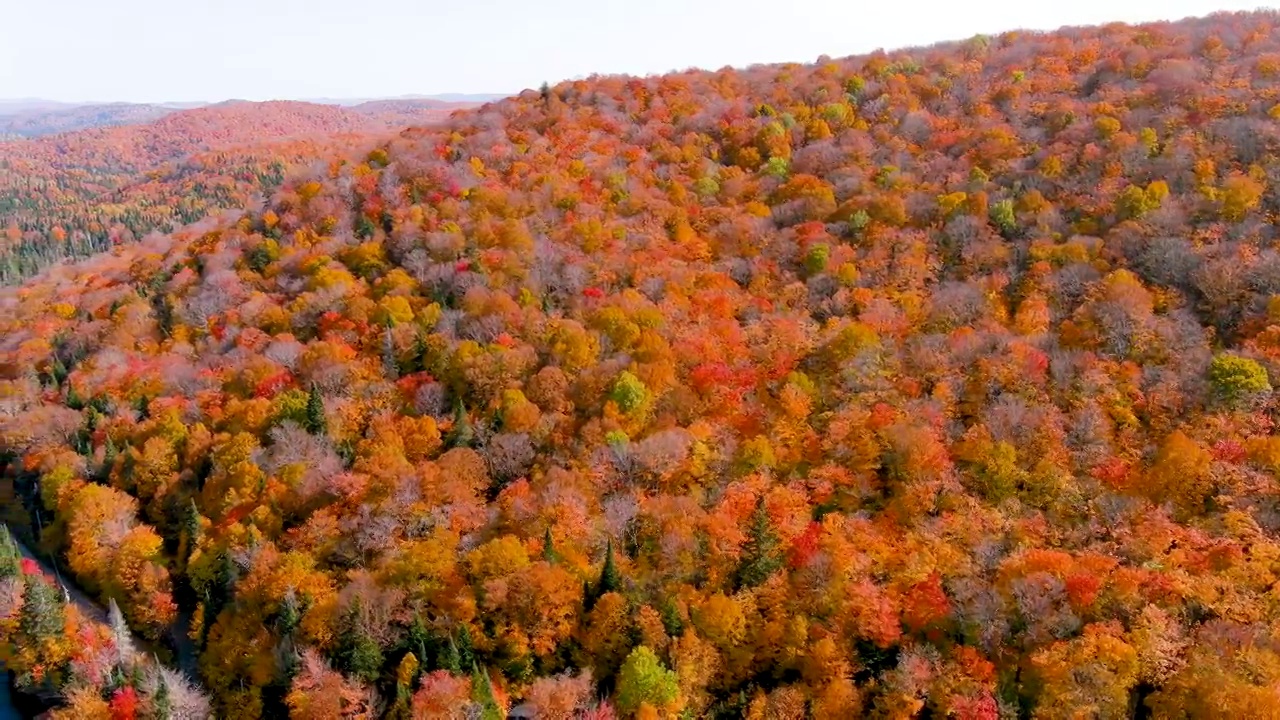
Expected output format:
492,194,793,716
0,678,19,720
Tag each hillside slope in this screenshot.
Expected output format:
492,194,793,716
2,10,1280,719
0,100,476,282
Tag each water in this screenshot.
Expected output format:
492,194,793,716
0,673,22,720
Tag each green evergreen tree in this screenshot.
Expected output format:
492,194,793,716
181,499,202,568
542,527,559,564
598,539,622,598
275,634,301,690
443,633,462,675
50,356,68,387
277,587,301,637
304,383,327,436
409,333,429,375
199,550,237,647
449,398,474,448
406,612,431,676
471,664,503,720
736,500,784,589
455,624,475,671
585,539,623,611
383,326,399,380
0,526,21,579
659,598,684,638
337,598,384,683
152,669,172,720
108,597,134,668
66,383,84,410
19,574,66,642
103,434,119,473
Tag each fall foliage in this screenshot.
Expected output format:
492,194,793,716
2,10,1280,719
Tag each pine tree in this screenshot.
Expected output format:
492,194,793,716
455,624,475,671
275,634,301,690
409,332,429,375
383,325,399,380
66,383,84,410
103,434,118,473
337,598,383,683
180,499,202,570
19,575,66,642
449,398,474,448
736,500,784,589
0,525,21,578
304,383,327,436
200,550,238,647
598,539,622,596
276,587,301,637
443,634,462,675
542,527,559,564
151,669,172,720
50,356,67,387
585,539,623,611
471,664,503,720
109,597,135,668
406,612,430,676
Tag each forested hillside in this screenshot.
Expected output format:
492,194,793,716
3,10,1280,719
0,100,473,283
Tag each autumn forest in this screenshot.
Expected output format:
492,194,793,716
2,9,1280,720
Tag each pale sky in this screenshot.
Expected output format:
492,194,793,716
0,0,1269,103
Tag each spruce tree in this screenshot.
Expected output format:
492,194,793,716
584,539,623,611
304,383,327,436
449,398,474,448
152,669,172,720
443,634,462,675
108,597,135,668
277,587,301,637
455,624,475,671
471,664,503,720
736,500,784,589
542,527,559,564
66,383,84,410
275,634,301,690
19,575,66,642
337,598,383,683
181,499,202,569
598,539,622,596
102,434,119,479
406,612,430,675
0,526,21,579
383,325,399,380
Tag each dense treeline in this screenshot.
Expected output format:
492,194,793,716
0,101,470,284
3,10,1280,719
0,526,210,718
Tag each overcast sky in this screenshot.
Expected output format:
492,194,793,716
0,0,1268,103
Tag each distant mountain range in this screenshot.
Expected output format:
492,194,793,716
0,94,509,138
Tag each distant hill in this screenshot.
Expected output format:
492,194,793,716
303,92,510,105
0,98,79,115
0,102,179,138
0,94,505,137
0,99,474,280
